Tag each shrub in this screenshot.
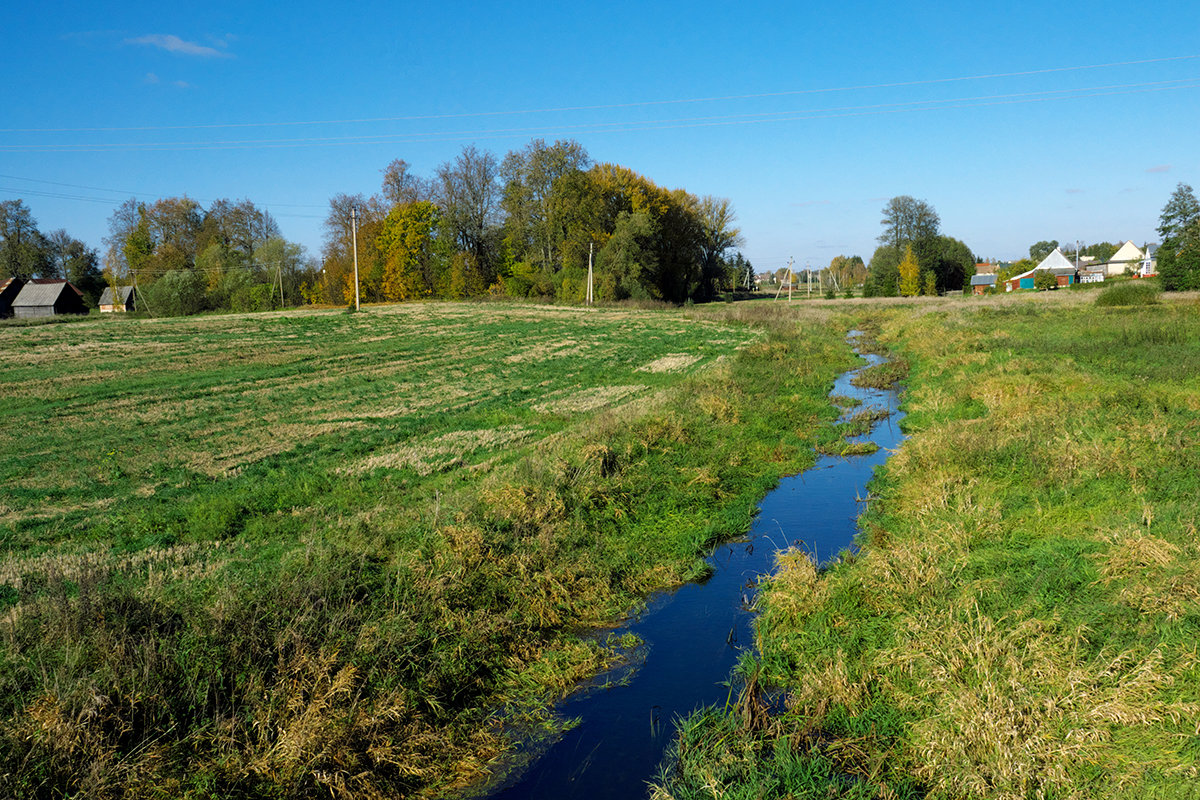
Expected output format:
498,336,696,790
1095,281,1161,307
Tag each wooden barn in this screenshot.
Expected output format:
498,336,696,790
0,277,24,319
99,285,137,313
11,279,88,318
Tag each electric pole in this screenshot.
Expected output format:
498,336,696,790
586,241,594,306
351,205,360,312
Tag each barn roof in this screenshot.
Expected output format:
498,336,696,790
99,285,135,305
13,280,82,307
970,274,996,286
1034,248,1075,271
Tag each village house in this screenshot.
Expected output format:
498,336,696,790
99,285,138,313
10,279,88,318
970,274,996,295
1103,240,1148,277
1004,248,1077,292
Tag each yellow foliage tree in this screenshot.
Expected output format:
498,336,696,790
899,244,920,297
376,202,440,302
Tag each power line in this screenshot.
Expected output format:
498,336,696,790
2,78,1195,154
0,174,327,209
0,185,325,219
1,54,1196,134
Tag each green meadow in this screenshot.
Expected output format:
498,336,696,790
656,288,1200,800
0,300,854,798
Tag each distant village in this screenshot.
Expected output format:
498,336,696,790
0,239,1160,320
967,240,1156,295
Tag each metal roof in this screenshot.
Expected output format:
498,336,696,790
13,280,80,307
1034,248,1075,271
970,274,996,286
99,286,134,305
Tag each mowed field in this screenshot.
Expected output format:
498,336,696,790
1,303,753,546
0,300,854,798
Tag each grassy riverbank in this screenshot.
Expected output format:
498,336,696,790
656,291,1200,800
0,301,853,798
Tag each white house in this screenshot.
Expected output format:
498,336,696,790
1104,241,1144,277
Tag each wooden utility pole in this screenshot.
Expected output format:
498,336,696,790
586,241,594,306
351,205,360,311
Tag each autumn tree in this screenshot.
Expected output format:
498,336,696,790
828,255,867,289
377,201,442,301
898,244,920,296
320,193,384,305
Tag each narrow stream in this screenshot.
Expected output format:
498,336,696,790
483,337,905,799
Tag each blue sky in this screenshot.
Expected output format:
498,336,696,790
3,0,1198,271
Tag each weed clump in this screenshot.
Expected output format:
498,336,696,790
1095,281,1160,306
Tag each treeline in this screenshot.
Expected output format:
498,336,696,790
103,197,318,316
0,200,105,304
862,196,975,296
311,139,747,306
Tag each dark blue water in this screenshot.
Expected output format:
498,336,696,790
483,343,904,800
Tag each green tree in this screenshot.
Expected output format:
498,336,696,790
144,269,207,316
435,144,502,292
47,229,103,305
1034,270,1058,291
929,235,976,291
0,200,50,280
500,139,591,274
695,196,744,301
898,245,920,296
595,210,657,301
1156,183,1200,291
1029,240,1058,262
922,271,937,296
879,196,940,253
866,244,901,296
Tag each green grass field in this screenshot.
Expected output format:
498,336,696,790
0,300,856,798
655,290,1200,800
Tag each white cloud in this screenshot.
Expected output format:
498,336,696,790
1145,164,1172,174
144,72,160,84
126,34,233,58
